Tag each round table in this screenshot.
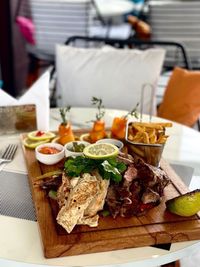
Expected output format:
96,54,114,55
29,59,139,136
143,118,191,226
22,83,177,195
0,107,200,267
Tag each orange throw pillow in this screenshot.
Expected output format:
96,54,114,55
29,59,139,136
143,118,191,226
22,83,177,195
157,67,200,127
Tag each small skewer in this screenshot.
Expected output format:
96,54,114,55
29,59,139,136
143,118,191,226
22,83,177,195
140,85,144,122
140,83,155,122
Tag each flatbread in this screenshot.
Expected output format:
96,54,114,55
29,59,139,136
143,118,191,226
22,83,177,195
84,170,110,217
56,173,99,233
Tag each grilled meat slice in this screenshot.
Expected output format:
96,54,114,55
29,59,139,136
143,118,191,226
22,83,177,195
124,165,138,182
106,184,121,218
39,174,62,191
119,179,142,217
117,152,134,165
142,188,160,204
106,153,170,217
136,159,170,194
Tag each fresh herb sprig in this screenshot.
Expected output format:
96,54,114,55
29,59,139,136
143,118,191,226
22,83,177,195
124,103,139,119
59,106,71,125
64,156,126,183
91,97,105,121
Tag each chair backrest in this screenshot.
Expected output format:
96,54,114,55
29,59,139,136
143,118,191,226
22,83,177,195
148,0,200,69
29,0,92,58
55,36,171,114
54,35,200,130
65,35,191,69
63,36,191,106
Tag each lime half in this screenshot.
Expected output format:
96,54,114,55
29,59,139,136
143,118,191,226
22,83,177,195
23,137,50,149
27,131,55,141
83,143,118,159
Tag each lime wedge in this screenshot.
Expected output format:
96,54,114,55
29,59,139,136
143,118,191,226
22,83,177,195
27,131,55,141
23,137,50,149
83,143,118,159
166,189,200,217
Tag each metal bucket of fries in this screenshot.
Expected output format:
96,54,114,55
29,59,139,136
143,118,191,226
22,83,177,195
125,120,172,167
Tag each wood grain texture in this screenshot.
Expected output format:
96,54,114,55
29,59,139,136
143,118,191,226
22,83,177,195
21,131,200,258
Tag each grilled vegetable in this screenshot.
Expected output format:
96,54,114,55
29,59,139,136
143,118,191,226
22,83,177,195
58,107,75,144
89,97,106,143
111,103,139,140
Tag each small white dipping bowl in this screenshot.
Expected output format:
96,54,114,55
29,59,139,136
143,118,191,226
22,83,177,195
35,143,64,165
96,138,124,151
64,141,90,157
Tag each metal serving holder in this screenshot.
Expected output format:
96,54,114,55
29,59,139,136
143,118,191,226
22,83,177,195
125,120,165,167
125,84,164,167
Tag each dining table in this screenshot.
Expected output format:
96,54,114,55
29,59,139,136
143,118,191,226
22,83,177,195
0,107,200,267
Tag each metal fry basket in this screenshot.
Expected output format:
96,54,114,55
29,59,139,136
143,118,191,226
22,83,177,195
125,83,165,167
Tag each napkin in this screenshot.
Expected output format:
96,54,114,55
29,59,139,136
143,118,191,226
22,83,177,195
0,71,50,131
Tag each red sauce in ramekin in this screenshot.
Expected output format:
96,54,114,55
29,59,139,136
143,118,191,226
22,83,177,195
39,146,61,155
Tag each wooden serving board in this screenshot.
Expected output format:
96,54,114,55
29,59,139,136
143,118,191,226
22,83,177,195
21,130,200,259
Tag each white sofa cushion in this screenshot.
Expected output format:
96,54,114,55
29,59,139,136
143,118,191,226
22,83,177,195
56,45,165,114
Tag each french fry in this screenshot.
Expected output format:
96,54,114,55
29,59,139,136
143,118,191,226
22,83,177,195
149,133,157,144
128,121,172,145
132,124,145,132
157,135,169,144
142,132,150,144
128,134,134,141
145,128,155,135
155,122,173,127
132,131,144,143
132,122,172,130
132,122,163,130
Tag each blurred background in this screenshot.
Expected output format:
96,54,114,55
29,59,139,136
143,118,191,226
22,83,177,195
1,0,199,99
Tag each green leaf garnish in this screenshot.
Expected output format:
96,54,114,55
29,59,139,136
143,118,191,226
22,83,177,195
124,103,139,119
101,210,110,217
70,142,86,152
100,160,122,183
59,106,71,125
116,161,127,173
64,156,96,177
48,190,57,200
64,156,126,183
91,97,105,121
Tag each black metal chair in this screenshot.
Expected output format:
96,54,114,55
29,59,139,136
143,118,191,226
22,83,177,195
51,35,200,131
63,35,192,108
148,0,200,70
65,35,191,70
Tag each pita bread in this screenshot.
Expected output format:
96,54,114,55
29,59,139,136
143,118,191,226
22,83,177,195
56,173,99,233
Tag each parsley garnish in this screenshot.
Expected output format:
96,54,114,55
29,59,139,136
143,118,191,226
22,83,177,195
64,156,126,183
91,97,105,121
59,106,71,125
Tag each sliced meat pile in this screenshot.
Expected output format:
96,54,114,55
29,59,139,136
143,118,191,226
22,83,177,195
106,153,170,217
